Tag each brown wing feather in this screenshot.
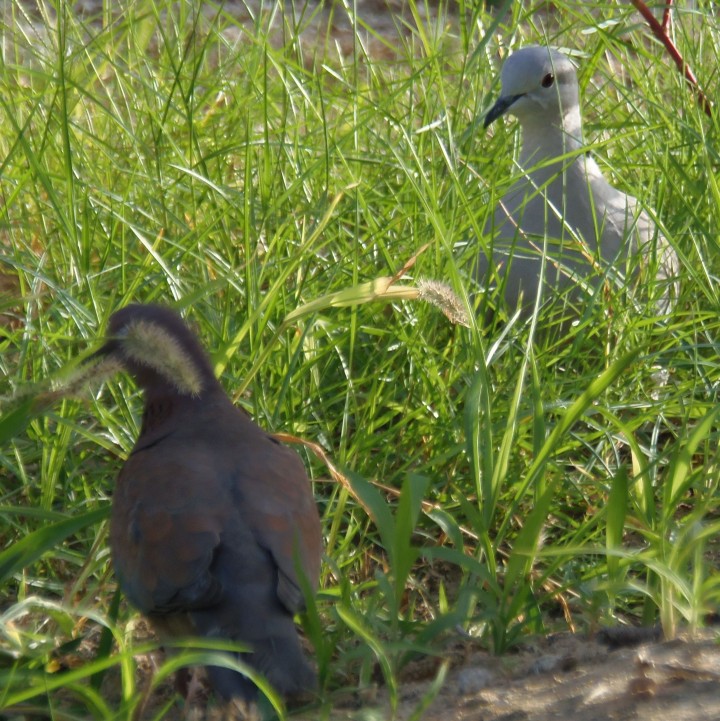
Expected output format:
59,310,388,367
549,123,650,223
110,450,230,614
111,413,321,617
226,430,322,612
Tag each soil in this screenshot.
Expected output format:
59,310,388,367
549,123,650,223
121,627,720,720
298,629,720,721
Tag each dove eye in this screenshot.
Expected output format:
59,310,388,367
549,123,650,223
541,73,555,88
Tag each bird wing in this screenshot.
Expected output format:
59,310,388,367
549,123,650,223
111,418,321,619
231,431,322,614
110,449,232,615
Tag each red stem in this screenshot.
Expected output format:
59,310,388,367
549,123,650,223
629,0,712,118
661,0,672,32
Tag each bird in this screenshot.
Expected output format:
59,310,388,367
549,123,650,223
480,45,678,315
90,303,323,707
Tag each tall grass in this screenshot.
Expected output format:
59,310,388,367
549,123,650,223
1,0,720,717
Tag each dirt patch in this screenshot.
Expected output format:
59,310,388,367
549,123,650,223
78,622,718,720
297,630,720,721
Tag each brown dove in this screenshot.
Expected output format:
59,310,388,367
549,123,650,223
92,303,322,703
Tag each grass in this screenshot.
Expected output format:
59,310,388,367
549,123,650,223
1,0,720,717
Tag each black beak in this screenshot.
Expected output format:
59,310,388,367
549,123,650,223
484,94,523,128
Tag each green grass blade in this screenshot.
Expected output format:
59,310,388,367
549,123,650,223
0,506,110,584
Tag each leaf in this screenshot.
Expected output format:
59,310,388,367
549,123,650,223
393,474,430,604
503,479,556,597
0,506,110,584
606,465,628,584
337,605,397,714
0,398,37,445
463,366,493,529
665,406,720,514
346,470,395,552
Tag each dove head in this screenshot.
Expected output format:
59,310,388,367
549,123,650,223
484,46,582,139
95,304,219,398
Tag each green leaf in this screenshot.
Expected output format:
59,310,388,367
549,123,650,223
504,479,557,597
337,604,397,713
0,398,37,446
606,465,628,585
665,406,720,515
346,470,396,553
0,506,110,584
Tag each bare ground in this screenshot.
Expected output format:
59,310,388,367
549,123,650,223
120,627,720,720
302,630,720,721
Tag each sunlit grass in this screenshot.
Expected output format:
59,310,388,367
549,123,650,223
1,0,720,717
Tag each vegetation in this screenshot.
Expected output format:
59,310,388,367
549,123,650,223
1,0,719,717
